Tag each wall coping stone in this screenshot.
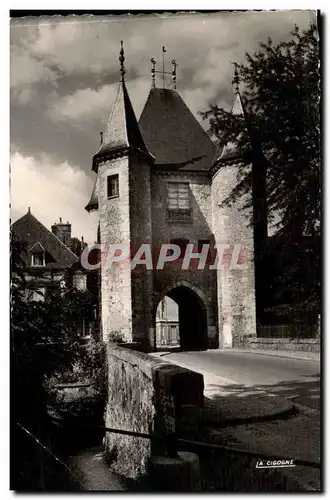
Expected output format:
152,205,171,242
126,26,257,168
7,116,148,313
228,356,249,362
250,338,319,344
107,342,204,388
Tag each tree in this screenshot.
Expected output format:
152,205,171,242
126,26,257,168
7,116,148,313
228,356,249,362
70,237,87,257
10,232,96,490
201,23,320,316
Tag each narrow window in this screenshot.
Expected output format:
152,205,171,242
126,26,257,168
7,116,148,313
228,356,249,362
170,325,177,343
107,174,119,198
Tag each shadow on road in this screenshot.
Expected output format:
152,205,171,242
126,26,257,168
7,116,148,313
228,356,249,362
193,375,321,492
206,373,320,411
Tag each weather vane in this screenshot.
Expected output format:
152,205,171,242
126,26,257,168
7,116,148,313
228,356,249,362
150,48,178,89
171,60,177,90
162,46,166,88
150,57,156,88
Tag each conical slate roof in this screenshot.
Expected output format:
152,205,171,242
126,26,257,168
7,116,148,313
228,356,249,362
92,80,152,172
139,88,216,171
12,210,78,269
218,91,246,163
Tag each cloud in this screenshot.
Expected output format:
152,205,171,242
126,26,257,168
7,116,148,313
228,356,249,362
11,10,317,179
25,11,314,128
49,84,118,124
48,76,151,125
11,11,316,108
26,20,120,75
10,151,98,243
10,44,58,104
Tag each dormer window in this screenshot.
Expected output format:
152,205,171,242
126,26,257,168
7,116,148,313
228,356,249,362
30,242,46,267
32,253,45,266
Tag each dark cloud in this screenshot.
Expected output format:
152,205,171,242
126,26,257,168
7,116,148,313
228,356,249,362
10,11,317,239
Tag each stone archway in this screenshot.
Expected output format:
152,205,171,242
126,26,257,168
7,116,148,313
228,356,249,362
156,282,208,351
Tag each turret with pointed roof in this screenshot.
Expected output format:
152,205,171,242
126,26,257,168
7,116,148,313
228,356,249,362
217,91,247,164
86,42,153,214
85,49,260,350
92,41,153,174
90,42,154,345
92,79,153,173
212,77,268,325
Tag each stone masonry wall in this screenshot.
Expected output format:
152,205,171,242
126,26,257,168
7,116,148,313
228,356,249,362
129,154,154,349
104,343,204,480
98,156,133,342
239,338,320,353
212,163,257,348
150,171,218,347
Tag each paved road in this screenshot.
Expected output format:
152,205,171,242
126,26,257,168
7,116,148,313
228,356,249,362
161,350,320,410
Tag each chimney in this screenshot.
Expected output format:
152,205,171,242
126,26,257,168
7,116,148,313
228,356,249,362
51,218,72,247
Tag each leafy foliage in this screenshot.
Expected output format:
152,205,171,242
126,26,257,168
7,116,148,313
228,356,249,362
201,23,320,316
11,231,105,489
69,237,87,257
11,232,99,424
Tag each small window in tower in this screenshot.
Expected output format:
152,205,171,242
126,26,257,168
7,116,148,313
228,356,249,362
107,174,119,199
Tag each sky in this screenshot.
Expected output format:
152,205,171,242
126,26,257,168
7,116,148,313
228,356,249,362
10,10,316,243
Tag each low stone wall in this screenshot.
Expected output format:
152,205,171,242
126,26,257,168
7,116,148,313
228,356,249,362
104,343,204,481
237,338,320,353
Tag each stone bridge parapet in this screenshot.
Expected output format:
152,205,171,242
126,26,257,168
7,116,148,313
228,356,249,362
104,343,204,480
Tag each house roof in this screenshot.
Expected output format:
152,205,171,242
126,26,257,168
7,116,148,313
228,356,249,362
92,80,153,172
12,210,79,269
138,88,216,171
29,241,46,253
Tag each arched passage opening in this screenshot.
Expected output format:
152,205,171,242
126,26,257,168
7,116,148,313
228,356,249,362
155,285,208,351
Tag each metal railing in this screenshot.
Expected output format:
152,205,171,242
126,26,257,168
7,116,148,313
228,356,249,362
15,418,320,493
16,422,89,491
47,418,321,470
257,324,318,339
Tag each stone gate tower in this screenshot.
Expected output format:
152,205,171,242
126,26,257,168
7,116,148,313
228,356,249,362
86,43,259,351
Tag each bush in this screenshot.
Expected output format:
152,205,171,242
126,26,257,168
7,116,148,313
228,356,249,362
108,330,125,343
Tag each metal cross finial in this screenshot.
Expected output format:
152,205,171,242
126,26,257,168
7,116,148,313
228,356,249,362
233,63,240,93
171,59,177,89
150,57,156,88
119,40,125,81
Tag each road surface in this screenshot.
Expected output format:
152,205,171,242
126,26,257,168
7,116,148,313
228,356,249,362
161,350,320,410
